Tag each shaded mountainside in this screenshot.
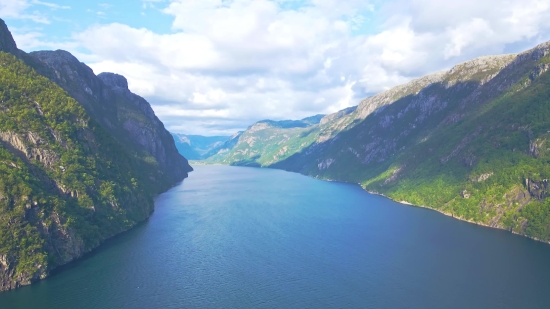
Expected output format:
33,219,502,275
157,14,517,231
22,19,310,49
210,41,550,243
0,19,191,291
22,52,191,192
171,134,229,160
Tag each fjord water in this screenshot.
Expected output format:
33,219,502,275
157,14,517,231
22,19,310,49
2,166,550,309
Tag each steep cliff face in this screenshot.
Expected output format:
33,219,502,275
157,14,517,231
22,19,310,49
97,72,191,185
0,20,18,56
212,40,550,243
24,52,191,191
0,19,191,291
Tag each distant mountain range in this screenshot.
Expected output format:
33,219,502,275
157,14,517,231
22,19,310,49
172,115,325,160
171,134,230,160
202,41,550,243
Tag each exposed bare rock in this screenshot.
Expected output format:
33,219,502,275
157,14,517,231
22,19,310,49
476,173,494,182
355,71,446,120
525,178,549,200
320,106,357,125
0,131,60,168
0,19,18,55
318,158,335,170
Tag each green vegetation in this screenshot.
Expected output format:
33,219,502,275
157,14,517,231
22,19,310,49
206,123,322,166
370,65,550,240
0,52,154,283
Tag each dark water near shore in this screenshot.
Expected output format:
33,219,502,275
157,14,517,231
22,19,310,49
1,165,550,309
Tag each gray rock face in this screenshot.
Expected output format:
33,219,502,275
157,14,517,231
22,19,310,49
98,72,129,89
320,106,357,125
0,19,18,55
526,179,549,200
97,73,189,176
29,50,112,116
26,50,192,189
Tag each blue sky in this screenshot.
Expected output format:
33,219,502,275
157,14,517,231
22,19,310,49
2,0,550,135
3,0,173,50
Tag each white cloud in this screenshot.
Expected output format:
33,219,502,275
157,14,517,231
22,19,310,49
142,0,166,9
0,0,50,23
32,0,70,10
0,0,70,24
10,25,79,52
0,0,31,17
35,0,550,134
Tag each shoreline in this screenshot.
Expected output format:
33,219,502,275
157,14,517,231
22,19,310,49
200,164,550,246
363,189,550,246
0,176,188,293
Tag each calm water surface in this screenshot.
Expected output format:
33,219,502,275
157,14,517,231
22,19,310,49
1,165,550,309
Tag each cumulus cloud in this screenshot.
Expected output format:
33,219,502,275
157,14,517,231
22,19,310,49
0,0,48,23
0,0,70,24
19,0,550,135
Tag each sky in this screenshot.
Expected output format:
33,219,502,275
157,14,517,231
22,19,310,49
2,0,550,135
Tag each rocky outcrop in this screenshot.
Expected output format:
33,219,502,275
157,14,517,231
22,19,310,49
0,131,60,168
0,20,18,55
97,72,191,180
525,179,549,200
24,51,192,190
97,72,128,89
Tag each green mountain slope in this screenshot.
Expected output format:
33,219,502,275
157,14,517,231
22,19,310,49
0,19,191,290
205,115,330,165
210,41,550,242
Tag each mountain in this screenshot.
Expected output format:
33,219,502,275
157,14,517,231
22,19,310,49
0,19,192,291
20,52,191,192
209,41,550,243
171,134,229,160
205,115,326,165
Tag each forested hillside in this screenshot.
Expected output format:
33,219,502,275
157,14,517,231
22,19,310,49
0,19,191,291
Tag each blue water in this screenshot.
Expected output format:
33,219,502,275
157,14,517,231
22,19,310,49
1,165,550,308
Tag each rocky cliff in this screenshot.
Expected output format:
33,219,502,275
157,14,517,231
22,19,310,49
0,19,191,291
23,51,191,192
